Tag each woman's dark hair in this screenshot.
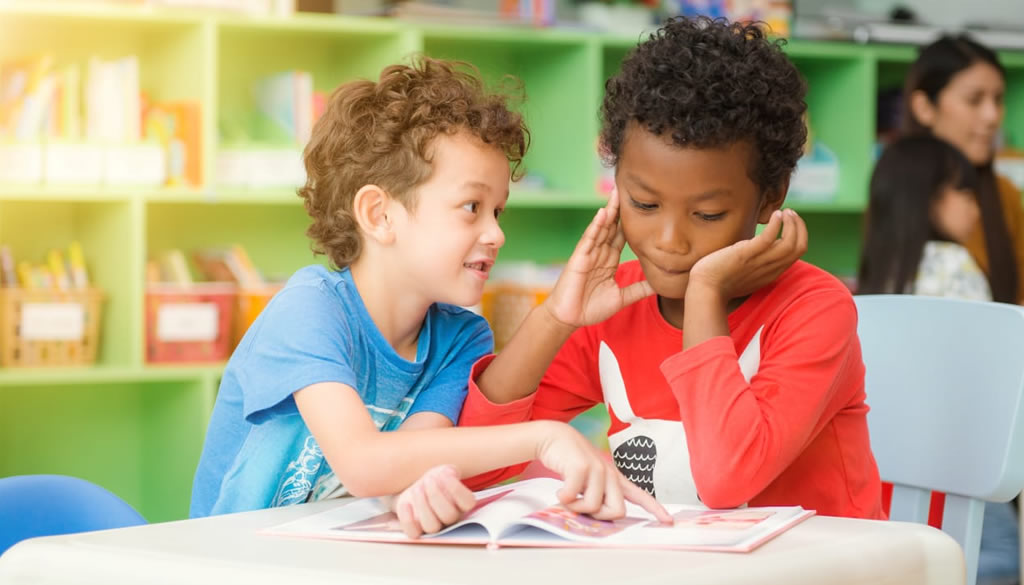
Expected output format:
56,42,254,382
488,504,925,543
858,135,989,296
902,34,1004,136
899,35,1017,302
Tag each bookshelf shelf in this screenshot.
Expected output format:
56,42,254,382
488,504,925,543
3,6,1024,522
0,364,223,386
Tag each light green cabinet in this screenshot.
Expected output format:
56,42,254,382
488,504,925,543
2,3,1023,521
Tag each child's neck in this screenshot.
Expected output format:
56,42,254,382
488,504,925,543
348,258,429,360
657,295,748,330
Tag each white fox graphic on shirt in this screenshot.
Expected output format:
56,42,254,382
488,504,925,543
599,328,763,504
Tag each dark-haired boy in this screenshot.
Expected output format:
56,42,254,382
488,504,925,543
457,17,885,519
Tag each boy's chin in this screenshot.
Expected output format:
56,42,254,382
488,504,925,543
443,289,485,310
639,269,690,300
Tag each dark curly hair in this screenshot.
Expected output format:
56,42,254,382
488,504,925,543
601,16,807,199
299,56,529,269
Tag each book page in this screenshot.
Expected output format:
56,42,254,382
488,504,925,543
264,479,811,552
427,478,563,541
265,477,564,544
509,503,812,551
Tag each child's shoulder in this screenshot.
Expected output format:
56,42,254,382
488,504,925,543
283,264,344,290
258,265,354,323
774,260,851,294
753,261,856,321
278,265,362,304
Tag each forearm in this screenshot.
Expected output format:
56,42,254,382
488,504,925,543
665,348,782,507
682,284,730,350
333,420,552,497
476,305,576,403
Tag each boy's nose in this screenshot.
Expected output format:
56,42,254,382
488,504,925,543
655,219,688,255
481,221,505,248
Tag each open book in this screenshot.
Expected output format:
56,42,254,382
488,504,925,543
266,478,814,552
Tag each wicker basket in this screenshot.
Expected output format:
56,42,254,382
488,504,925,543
481,284,550,351
0,288,104,367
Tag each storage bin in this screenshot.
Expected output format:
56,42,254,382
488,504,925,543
0,288,104,367
145,283,236,363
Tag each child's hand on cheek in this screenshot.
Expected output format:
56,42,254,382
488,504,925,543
543,188,655,329
688,209,808,304
391,464,477,539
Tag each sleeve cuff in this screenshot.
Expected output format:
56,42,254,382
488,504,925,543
659,335,737,384
458,354,536,426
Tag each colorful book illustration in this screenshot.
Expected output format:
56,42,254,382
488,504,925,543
264,477,813,552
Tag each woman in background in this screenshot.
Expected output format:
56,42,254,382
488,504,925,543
902,34,1024,305
878,37,1024,582
860,133,1020,585
859,135,991,300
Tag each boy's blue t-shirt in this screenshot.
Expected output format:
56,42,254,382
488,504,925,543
189,265,492,518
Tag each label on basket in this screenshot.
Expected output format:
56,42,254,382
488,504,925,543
157,303,220,342
21,303,86,341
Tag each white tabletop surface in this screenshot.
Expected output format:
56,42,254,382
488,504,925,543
0,499,965,585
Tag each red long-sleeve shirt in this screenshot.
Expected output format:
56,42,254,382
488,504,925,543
461,260,884,519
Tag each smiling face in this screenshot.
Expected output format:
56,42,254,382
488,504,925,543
390,130,510,308
616,126,780,304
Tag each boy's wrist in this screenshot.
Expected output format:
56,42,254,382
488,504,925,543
536,301,579,339
685,280,728,309
529,420,567,459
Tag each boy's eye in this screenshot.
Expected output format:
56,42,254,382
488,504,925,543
696,212,726,222
494,207,504,220
462,201,479,213
629,197,657,211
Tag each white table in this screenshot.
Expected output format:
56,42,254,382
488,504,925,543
0,499,965,585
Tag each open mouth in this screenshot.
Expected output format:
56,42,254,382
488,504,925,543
463,261,491,272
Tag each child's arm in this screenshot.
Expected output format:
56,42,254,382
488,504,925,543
664,287,858,509
294,381,669,521
476,189,653,405
682,209,808,350
662,209,865,508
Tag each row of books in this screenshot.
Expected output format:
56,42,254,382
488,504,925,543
247,70,327,146
0,243,91,290
0,53,201,187
1,54,138,143
215,69,326,188
148,246,266,287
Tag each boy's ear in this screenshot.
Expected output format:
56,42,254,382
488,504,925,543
757,180,789,223
909,90,937,128
352,184,397,245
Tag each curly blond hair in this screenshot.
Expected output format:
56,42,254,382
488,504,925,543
299,56,529,269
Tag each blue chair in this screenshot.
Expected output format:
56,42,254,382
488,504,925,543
0,475,147,557
856,295,1024,585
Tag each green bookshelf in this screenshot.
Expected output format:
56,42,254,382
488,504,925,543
3,2,1024,522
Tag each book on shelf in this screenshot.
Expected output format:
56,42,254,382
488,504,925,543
265,477,814,552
